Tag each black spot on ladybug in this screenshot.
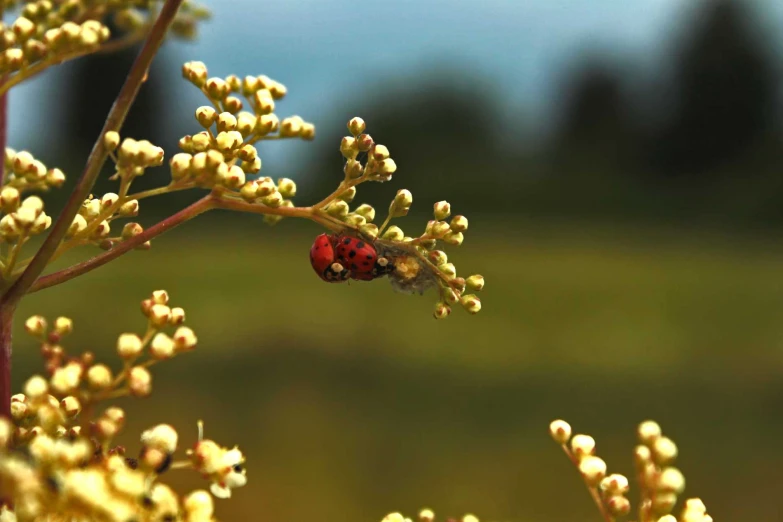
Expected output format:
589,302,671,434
349,250,356,258
366,254,373,259
344,238,351,245
351,263,358,270
363,261,370,266
357,241,365,248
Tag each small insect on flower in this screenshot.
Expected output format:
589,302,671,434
309,233,349,283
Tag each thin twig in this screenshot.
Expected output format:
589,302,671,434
1,0,184,307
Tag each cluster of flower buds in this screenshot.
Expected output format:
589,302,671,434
0,192,52,245
1,291,242,522
340,117,397,183
549,419,712,522
66,191,141,250
0,413,240,521
379,196,481,318
0,15,109,75
105,132,166,178
381,509,481,522
0,1,209,77
112,1,211,40
181,61,313,146
635,420,710,522
3,148,65,192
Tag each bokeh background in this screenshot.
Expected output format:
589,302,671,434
7,0,783,520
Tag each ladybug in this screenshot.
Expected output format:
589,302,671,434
310,233,349,283
335,236,378,277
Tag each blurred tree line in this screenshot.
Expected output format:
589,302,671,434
56,0,783,228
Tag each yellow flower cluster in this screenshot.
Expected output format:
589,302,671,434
549,419,713,522
0,291,245,522
380,510,482,522
0,0,208,78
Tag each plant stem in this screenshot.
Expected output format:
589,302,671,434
1,0,184,309
0,304,13,419
0,86,7,186
29,195,214,293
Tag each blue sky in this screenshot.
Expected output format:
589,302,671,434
7,0,783,166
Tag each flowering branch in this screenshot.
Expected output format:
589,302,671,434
1,0,185,309
30,194,214,293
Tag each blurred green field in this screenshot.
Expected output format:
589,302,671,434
9,217,783,522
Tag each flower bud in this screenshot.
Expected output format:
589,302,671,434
465,274,484,291
129,366,152,397
119,200,139,217
277,178,296,198
205,77,230,100
224,96,243,113
117,333,143,359
382,225,404,241
339,186,357,202
570,434,596,458
24,375,48,398
359,223,379,240
344,159,363,179
347,117,366,136
340,136,358,159
195,106,217,127
653,437,678,464
280,116,304,137
433,301,451,319
53,316,73,336
87,364,113,389
327,200,349,218
428,250,448,265
122,222,143,239
638,420,662,445
262,191,283,208
355,204,375,221
174,326,198,351
24,315,47,337
652,493,677,514
450,215,468,232
579,455,607,486
391,189,412,217
549,419,572,444
150,333,175,359
438,262,456,278
600,473,629,494
606,495,631,517
433,200,451,220
104,131,120,151
658,467,685,493
460,294,481,314
217,112,238,133
60,396,81,417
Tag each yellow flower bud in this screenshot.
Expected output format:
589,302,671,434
53,316,73,336
205,77,230,100
433,301,451,319
87,364,113,389
0,186,20,212
24,315,47,337
450,215,468,232
355,204,375,222
150,333,175,359
465,274,484,292
174,326,197,352
347,117,366,136
460,293,481,314
359,223,379,240
443,231,464,246
579,455,607,486
224,96,243,113
217,112,238,133
277,178,296,198
339,186,357,202
549,419,572,444
195,106,217,127
382,225,404,241
571,434,596,458
129,366,152,397
117,333,143,359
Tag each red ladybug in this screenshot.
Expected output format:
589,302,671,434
335,236,378,277
310,233,349,283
